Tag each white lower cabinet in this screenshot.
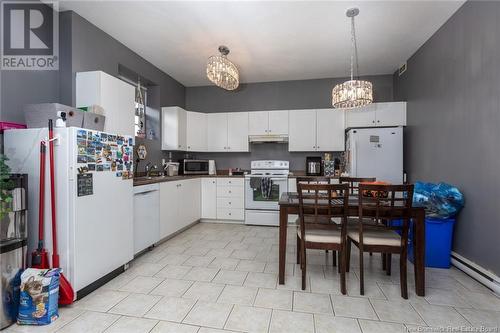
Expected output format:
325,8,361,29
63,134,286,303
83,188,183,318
201,177,245,222
201,178,217,219
159,179,201,239
216,178,245,221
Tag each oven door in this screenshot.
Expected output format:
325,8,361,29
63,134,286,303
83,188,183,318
245,176,288,210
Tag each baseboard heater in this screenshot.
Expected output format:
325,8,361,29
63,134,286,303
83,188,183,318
451,251,500,295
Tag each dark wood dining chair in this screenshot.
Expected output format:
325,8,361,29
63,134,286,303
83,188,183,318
339,176,378,257
296,183,349,294
339,176,376,195
346,183,414,299
295,177,337,264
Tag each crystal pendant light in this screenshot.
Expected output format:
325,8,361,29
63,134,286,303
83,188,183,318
332,8,373,109
207,46,239,91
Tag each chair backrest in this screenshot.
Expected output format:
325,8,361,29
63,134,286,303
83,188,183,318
339,177,376,195
297,183,349,239
357,183,415,247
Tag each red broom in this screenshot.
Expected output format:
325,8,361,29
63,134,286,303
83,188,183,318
31,141,49,269
48,119,75,305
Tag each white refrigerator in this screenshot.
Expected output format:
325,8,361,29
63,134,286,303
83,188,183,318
4,127,134,298
346,127,403,184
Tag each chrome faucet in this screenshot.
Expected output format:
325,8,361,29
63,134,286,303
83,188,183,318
145,162,158,177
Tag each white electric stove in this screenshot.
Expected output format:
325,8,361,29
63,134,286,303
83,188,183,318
244,160,289,226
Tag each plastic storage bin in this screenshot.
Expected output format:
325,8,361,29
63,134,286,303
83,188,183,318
409,217,455,268
24,103,84,128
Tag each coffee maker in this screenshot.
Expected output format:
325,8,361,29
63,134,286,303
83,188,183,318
306,156,322,176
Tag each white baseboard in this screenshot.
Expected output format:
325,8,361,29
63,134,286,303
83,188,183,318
200,218,244,224
451,251,500,295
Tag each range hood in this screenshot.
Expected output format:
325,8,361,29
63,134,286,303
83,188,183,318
248,135,289,143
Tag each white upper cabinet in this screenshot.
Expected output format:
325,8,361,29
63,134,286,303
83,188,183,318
289,109,345,152
227,112,249,152
345,102,406,128
289,109,317,151
207,113,228,152
316,109,345,151
76,71,135,137
206,112,248,152
161,106,187,150
186,111,207,151
248,111,269,135
249,110,289,136
345,103,377,128
373,102,407,127
268,110,289,135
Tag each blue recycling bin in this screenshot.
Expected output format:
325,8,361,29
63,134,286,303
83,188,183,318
409,217,455,268
391,217,456,268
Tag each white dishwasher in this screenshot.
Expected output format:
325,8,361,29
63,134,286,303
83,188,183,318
133,183,160,255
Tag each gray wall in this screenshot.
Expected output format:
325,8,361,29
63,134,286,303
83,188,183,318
186,75,394,170
186,75,394,113
0,1,60,124
62,11,186,168
393,1,500,275
194,145,328,172
0,9,186,168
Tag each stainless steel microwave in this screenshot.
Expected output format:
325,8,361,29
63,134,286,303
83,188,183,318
180,159,209,175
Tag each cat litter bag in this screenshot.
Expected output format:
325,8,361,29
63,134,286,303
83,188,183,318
17,268,60,325
412,181,464,219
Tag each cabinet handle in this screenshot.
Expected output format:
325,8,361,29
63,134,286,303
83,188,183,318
229,190,232,193
377,120,380,123
229,202,231,204
229,212,232,216
188,146,191,149
178,145,181,148
372,120,375,124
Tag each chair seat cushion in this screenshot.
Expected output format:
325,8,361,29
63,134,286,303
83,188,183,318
347,229,401,247
297,228,341,244
294,215,336,225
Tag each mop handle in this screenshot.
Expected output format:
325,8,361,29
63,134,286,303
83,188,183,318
48,120,59,266
38,141,46,248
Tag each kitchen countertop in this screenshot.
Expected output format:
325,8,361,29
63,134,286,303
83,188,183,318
288,171,339,179
134,171,339,186
133,174,245,186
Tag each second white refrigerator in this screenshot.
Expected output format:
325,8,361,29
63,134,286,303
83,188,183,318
346,127,403,184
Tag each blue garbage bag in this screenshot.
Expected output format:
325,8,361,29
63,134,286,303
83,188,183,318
413,181,464,219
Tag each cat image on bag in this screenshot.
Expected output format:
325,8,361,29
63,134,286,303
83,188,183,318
18,268,60,325
21,276,48,318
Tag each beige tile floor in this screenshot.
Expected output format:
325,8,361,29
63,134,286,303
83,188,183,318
6,223,500,333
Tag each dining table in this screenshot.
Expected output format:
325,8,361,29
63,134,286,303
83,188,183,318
278,192,427,296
